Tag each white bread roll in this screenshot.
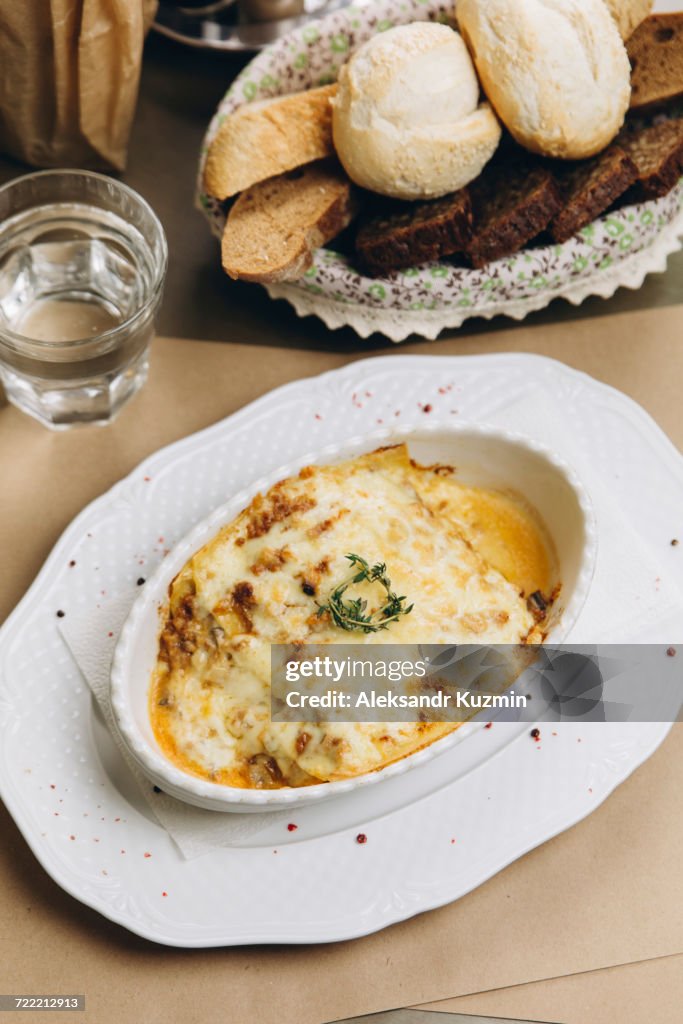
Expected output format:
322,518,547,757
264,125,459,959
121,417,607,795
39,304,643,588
603,0,653,40
457,0,631,160
332,22,501,200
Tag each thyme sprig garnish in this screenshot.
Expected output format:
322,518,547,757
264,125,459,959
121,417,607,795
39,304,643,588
316,553,413,634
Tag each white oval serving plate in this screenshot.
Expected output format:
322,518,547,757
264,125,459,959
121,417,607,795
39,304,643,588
110,422,596,812
0,353,681,945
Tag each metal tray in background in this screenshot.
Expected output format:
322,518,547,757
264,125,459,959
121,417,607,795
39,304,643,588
153,0,364,52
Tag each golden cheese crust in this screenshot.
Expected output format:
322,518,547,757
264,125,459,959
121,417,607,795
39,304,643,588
151,445,554,788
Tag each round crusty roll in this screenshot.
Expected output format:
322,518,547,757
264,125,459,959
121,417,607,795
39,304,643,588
457,0,631,160
331,22,501,200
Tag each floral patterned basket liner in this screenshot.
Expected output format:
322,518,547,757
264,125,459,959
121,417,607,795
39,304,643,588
196,0,683,342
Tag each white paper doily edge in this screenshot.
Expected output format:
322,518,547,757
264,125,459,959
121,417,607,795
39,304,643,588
265,208,683,341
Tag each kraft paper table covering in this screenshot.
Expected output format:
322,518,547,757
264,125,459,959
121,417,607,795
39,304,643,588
418,952,683,1024
0,306,682,1024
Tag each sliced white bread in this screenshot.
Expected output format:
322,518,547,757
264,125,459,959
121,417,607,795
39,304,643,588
221,160,356,283
204,84,338,200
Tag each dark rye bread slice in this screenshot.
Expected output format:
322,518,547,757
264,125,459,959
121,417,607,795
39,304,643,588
550,146,639,243
464,158,562,269
355,189,472,276
628,14,683,112
618,117,683,199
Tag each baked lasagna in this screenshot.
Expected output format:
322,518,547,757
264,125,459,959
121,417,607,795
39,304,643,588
150,445,554,788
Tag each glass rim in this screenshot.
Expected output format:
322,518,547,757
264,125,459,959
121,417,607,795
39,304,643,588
0,168,168,353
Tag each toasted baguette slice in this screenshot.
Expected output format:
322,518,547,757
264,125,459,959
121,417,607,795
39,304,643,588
550,145,638,243
618,117,683,198
603,0,653,41
628,14,683,111
355,189,473,276
204,85,337,200
221,160,356,283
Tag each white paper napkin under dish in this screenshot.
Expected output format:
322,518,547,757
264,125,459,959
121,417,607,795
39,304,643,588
58,390,683,859
59,593,295,859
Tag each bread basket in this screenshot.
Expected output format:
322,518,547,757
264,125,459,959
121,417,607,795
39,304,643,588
197,0,683,341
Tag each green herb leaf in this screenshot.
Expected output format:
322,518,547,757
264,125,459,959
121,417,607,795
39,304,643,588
315,553,414,634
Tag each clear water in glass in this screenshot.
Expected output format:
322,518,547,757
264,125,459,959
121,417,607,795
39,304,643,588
0,173,167,429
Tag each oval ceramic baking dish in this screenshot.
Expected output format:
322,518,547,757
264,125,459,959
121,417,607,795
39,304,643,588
110,422,597,811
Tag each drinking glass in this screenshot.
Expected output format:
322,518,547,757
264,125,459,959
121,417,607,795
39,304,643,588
0,170,167,428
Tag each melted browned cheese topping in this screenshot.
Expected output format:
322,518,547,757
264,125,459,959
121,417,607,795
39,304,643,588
151,445,557,788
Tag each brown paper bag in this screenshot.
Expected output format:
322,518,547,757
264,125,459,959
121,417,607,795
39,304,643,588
0,0,158,172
